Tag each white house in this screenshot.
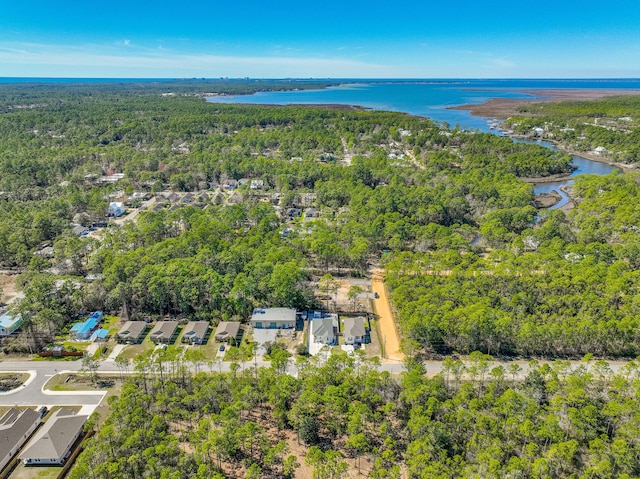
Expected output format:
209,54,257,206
108,202,125,217
251,308,296,329
593,146,608,155
312,315,336,345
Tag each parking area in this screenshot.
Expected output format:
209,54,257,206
251,329,280,356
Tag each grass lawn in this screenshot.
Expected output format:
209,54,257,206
10,463,61,479
116,337,155,360
102,315,120,334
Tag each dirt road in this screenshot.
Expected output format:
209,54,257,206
371,269,405,362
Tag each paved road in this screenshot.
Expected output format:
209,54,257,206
1,355,634,412
0,360,105,410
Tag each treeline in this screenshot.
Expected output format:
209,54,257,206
71,352,640,478
385,173,640,358
505,95,640,163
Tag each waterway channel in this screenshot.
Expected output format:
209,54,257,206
514,139,619,209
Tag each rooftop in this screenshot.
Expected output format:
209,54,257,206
182,321,209,339
251,308,296,323
117,321,148,339
19,409,86,462
343,317,366,337
149,321,178,341
214,321,241,340
0,408,41,464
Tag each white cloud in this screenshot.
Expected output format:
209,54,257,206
0,41,397,78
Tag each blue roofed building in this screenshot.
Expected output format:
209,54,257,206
69,311,103,340
90,329,109,342
0,312,23,336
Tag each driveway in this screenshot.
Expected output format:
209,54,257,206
252,329,279,356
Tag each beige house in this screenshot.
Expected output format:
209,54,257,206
181,321,209,345
19,409,87,465
117,321,148,344
149,321,179,344
343,317,366,345
214,321,241,343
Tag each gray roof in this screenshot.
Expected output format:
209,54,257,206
312,316,335,337
19,409,86,462
0,408,41,463
117,321,148,340
343,317,366,337
149,321,178,341
183,321,209,340
251,308,296,324
214,321,241,340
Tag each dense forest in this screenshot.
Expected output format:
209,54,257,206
72,353,640,479
385,173,640,358
504,95,640,163
2,82,640,477
0,82,574,351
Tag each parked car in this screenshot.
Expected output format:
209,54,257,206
219,345,225,352
374,292,380,299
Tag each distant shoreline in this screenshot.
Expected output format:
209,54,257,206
448,88,640,118
450,89,640,174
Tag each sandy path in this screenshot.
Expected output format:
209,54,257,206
0,273,18,304
371,269,405,361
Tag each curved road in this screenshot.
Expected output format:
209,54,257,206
0,360,105,415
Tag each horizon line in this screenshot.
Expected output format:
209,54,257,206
2,77,640,81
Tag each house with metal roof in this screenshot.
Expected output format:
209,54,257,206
149,321,179,344
181,321,209,345
343,317,366,345
19,409,86,465
116,321,149,344
251,308,296,330
90,328,109,342
69,311,102,340
213,321,241,343
0,408,41,471
0,312,23,336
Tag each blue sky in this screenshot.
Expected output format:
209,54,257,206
1,0,639,78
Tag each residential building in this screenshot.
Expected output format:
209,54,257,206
343,317,366,345
116,321,148,344
312,315,336,345
0,312,23,336
71,225,88,237
251,308,296,329
181,321,209,345
90,329,109,342
250,179,264,190
19,409,87,466
69,311,102,340
107,202,125,217
0,408,41,471
149,321,179,344
214,321,241,343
